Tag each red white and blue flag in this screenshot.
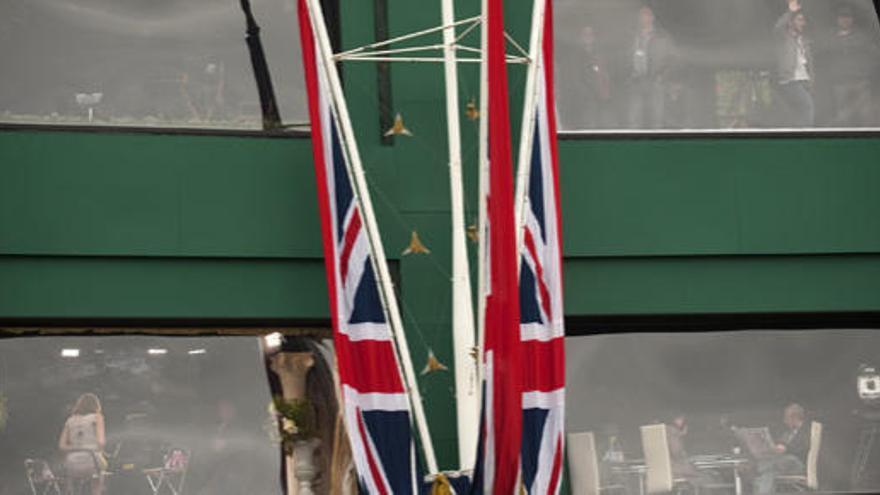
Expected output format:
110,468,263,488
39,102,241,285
473,0,524,492
519,2,565,493
297,2,419,493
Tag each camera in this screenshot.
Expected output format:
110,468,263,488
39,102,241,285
857,364,880,405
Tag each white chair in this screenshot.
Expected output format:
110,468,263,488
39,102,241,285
568,431,625,495
641,424,675,494
641,424,704,495
776,421,822,492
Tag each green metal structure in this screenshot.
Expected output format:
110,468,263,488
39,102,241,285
2,0,880,471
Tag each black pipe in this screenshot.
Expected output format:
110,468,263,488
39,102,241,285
239,0,283,130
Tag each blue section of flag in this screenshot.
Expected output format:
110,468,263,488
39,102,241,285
362,410,416,494
349,259,387,324
331,123,353,243
521,408,550,491
519,259,542,324
527,125,546,243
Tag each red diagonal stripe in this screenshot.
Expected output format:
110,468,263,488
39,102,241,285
548,432,564,494
522,338,565,392
524,228,553,321
339,210,362,283
356,408,390,495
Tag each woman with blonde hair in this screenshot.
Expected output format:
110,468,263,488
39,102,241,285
58,393,107,495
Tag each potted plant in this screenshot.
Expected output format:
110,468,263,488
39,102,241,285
266,396,320,494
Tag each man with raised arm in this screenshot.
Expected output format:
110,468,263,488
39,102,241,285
774,0,815,127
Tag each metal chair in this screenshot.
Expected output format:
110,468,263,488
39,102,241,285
143,447,190,495
776,421,822,492
24,458,62,495
567,431,626,495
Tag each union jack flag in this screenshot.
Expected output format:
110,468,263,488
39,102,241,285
519,2,565,493
472,0,524,492
297,2,419,493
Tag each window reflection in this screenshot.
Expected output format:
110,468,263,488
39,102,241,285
555,0,880,130
0,0,306,129
566,329,880,494
0,335,318,495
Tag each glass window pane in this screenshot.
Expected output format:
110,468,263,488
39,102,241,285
554,0,880,131
0,335,288,494
0,0,306,129
566,329,880,492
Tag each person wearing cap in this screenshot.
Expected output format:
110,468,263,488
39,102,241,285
774,0,815,126
823,5,878,126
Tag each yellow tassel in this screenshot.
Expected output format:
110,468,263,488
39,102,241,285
466,224,479,243
384,113,413,137
402,230,431,255
430,473,454,495
421,350,449,375
469,345,480,362
465,98,480,121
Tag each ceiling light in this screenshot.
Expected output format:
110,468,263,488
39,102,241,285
263,332,283,350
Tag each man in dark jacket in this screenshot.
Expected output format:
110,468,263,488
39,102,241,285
774,0,815,126
627,5,676,129
824,5,879,126
753,403,810,495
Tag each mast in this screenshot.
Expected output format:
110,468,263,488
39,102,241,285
475,0,491,392
304,0,439,474
513,0,547,247
239,0,282,129
440,0,479,471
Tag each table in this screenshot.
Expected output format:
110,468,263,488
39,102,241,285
608,455,749,495
691,455,749,495
609,460,647,495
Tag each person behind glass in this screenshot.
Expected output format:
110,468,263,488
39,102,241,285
627,5,676,129
774,0,815,127
578,25,612,128
667,414,716,490
753,403,810,495
824,5,878,126
58,393,107,495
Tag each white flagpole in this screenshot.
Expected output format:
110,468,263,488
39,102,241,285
440,0,480,471
304,0,439,474
513,0,547,253
475,0,490,387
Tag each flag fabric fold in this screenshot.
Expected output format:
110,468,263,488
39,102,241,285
297,2,418,493
473,0,524,493
519,2,565,493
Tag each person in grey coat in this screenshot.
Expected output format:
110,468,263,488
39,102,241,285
774,0,815,126
627,5,677,129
